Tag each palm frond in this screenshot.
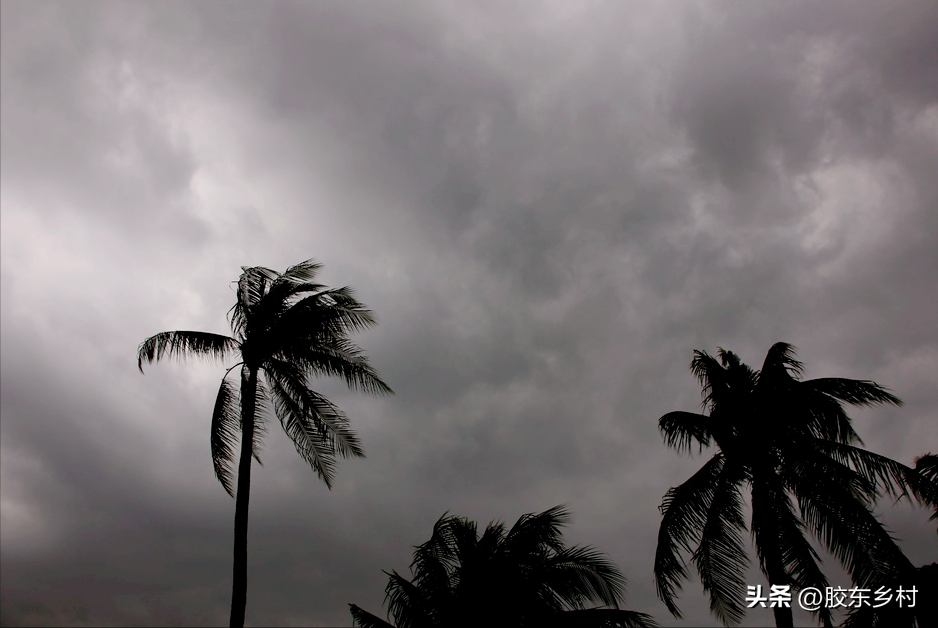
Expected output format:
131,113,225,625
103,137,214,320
277,287,380,337
915,453,938,480
692,462,748,626
842,562,936,628
760,342,804,379
409,536,454,606
912,454,938,527
266,372,340,488
807,439,914,499
385,570,433,628
804,377,903,408
784,444,879,506
284,337,393,396
227,301,247,339
349,604,396,628
716,347,742,369
230,265,281,340
750,472,833,626
544,545,627,610
654,453,725,618
277,258,323,285
554,608,659,628
476,520,508,566
264,360,365,459
411,513,456,578
749,474,795,585
690,350,727,410
137,331,239,372
795,473,913,588
449,515,482,580
210,375,241,497
659,411,713,454
505,505,570,556
785,385,863,445
238,265,279,307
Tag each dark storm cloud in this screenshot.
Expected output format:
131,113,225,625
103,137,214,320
2,1,937,627
0,2,205,245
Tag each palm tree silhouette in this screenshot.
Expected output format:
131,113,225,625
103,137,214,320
137,260,392,628
349,505,658,628
654,342,915,628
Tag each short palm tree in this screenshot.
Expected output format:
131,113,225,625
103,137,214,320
138,260,392,628
654,342,915,628
349,505,658,628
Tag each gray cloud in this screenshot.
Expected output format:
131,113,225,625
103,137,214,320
2,1,936,626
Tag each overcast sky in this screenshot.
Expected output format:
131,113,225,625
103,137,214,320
2,1,936,626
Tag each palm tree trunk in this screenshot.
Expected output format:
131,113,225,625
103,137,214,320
771,597,794,628
767,556,794,628
230,366,258,628
754,476,795,628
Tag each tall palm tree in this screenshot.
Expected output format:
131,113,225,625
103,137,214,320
349,505,658,628
654,342,915,628
137,260,392,628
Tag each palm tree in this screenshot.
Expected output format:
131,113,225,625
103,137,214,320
349,505,658,628
654,342,915,628
137,260,392,628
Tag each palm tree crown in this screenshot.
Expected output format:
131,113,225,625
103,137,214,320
654,342,914,627
138,260,392,627
349,505,658,628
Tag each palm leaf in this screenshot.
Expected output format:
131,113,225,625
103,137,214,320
262,260,326,307
267,372,341,488
795,472,913,588
750,472,833,626
544,545,627,610
276,258,323,285
210,375,241,497
654,453,725,618
349,603,396,628
912,454,938,527
505,505,569,557
237,265,279,308
804,377,903,407
264,360,365,459
284,338,393,396
692,462,748,626
277,287,380,338
137,331,239,372
760,342,805,379
807,439,914,499
659,411,713,454
385,570,434,628
553,608,659,628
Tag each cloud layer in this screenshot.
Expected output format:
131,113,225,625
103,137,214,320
2,1,936,625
